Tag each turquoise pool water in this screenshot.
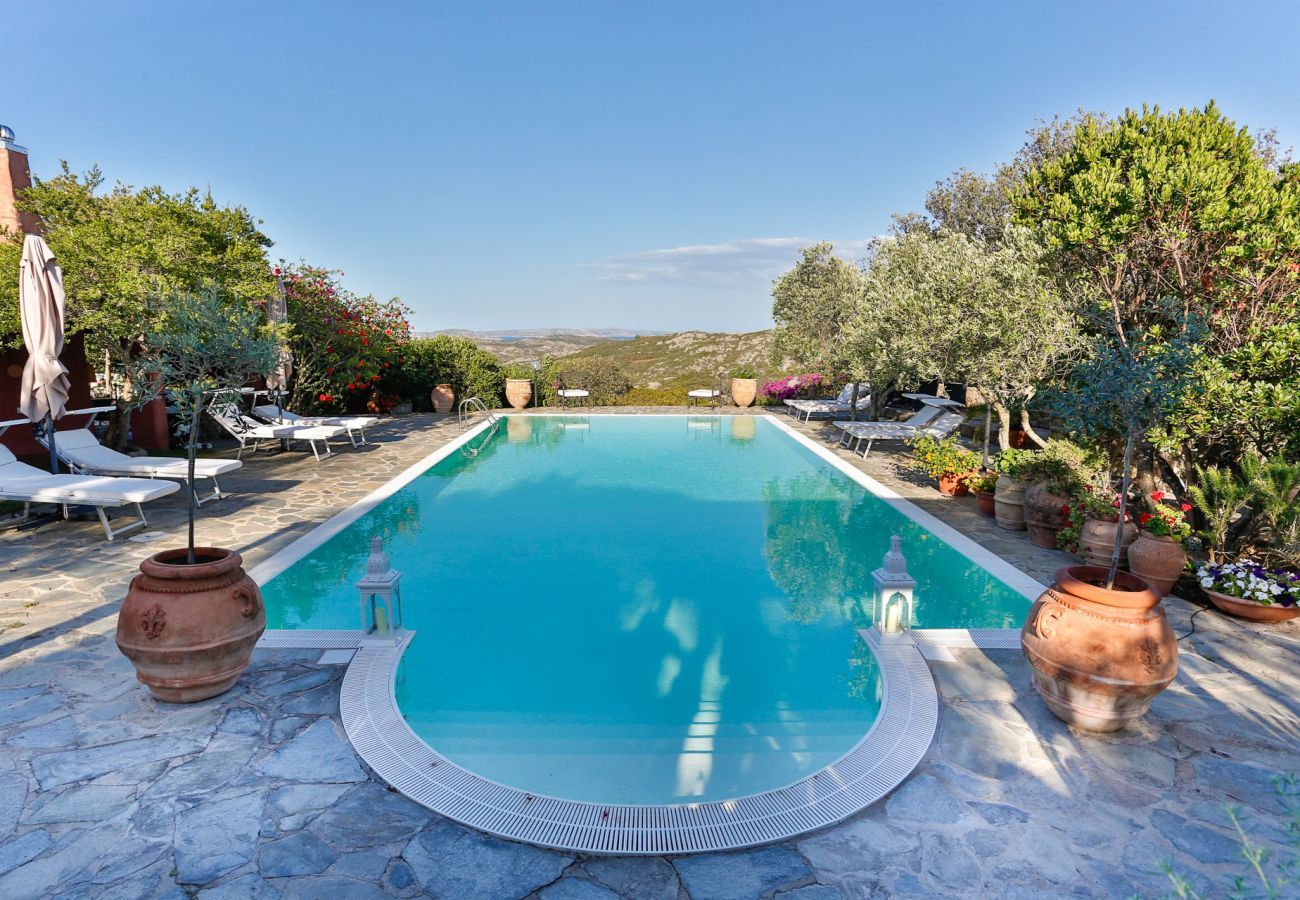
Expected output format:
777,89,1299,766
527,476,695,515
261,415,1029,804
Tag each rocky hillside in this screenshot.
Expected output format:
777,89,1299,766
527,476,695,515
560,330,781,388
423,329,660,365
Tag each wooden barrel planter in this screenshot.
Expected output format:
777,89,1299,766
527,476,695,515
1023,483,1069,549
1078,518,1138,568
994,475,1027,531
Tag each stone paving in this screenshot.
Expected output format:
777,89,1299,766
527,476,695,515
0,409,1296,899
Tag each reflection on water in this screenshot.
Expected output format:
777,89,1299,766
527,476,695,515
261,415,1027,804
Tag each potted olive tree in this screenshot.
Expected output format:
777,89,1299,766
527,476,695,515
116,286,283,703
1021,330,1199,731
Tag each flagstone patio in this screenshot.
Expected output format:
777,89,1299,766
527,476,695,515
0,411,1295,898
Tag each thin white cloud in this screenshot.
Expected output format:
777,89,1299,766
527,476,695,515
585,236,877,286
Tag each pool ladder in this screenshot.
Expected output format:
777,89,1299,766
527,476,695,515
457,397,502,458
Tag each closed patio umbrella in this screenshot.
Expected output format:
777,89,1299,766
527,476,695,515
18,235,71,473
265,275,292,419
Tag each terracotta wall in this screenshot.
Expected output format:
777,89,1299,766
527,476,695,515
0,333,168,463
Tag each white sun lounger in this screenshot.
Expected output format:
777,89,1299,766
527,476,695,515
252,406,376,447
38,429,242,506
784,383,871,423
556,389,590,409
686,388,721,408
832,398,967,457
0,444,180,540
209,403,343,461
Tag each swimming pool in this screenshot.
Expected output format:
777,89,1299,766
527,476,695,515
259,414,1029,808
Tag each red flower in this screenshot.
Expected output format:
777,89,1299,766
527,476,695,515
326,367,334,374
1180,503,1192,512
1150,490,1165,501
1139,512,1153,525
1061,505,1070,514
318,393,332,402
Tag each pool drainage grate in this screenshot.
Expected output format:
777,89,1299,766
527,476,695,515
339,628,938,855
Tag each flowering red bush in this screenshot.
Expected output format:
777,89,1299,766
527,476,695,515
279,263,411,413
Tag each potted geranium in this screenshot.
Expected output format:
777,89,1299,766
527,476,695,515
1128,492,1192,597
965,472,998,517
730,366,758,408
116,286,281,703
908,435,979,496
1196,562,1300,623
1016,439,1105,550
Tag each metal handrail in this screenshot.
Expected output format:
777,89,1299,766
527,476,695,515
457,397,502,458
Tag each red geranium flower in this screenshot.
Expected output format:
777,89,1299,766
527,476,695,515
1180,502,1192,512
1151,490,1165,501
1139,512,1153,525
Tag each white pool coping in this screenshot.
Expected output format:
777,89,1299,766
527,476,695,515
340,627,937,855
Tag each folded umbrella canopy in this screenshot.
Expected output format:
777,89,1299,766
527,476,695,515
18,235,71,473
264,277,293,418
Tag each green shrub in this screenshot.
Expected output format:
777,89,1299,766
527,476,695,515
555,358,632,406
1015,438,1107,495
731,366,758,379
385,335,504,410
993,447,1036,479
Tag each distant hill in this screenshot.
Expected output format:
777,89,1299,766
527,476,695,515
418,328,666,365
561,330,782,388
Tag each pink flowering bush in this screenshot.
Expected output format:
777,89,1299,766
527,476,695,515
761,373,825,401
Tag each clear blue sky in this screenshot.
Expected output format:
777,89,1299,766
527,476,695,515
7,1,1299,333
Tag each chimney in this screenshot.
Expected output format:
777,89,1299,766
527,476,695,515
0,124,40,235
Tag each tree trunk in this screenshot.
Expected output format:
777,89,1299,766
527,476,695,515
1107,433,1137,590
981,405,993,469
994,402,1012,451
1018,407,1049,448
849,382,860,422
186,401,202,564
104,401,131,452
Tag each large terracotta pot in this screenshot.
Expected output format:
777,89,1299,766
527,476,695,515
1128,532,1187,597
1205,589,1300,623
505,378,533,410
937,472,971,497
506,415,533,443
974,489,996,517
117,548,265,703
431,384,455,414
994,475,1027,531
1024,482,1069,549
1078,518,1138,568
730,416,755,441
1021,565,1177,732
731,378,757,408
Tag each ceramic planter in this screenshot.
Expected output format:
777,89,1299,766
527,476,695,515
994,475,1027,531
1021,565,1177,732
1024,483,1069,549
937,472,970,497
1078,518,1138,568
1128,532,1187,597
505,378,533,410
1204,589,1300,623
117,548,265,703
431,384,455,414
731,378,757,408
974,489,996,517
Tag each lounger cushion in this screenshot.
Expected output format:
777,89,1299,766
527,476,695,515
252,407,376,429
687,389,720,398
48,430,243,478
0,454,180,505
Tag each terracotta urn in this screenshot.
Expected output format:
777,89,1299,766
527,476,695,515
994,475,1027,531
506,415,533,443
1021,565,1177,732
974,488,996,517
505,378,533,410
731,378,757,408
937,472,971,497
1078,518,1138,568
117,548,265,703
1204,589,1300,623
1128,532,1187,597
1023,482,1069,549
730,415,755,441
431,384,455,414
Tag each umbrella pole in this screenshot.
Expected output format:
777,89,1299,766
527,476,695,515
44,412,58,474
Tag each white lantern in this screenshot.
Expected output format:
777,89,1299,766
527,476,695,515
358,536,403,643
871,534,916,635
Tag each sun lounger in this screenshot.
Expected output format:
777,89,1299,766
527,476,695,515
38,429,242,506
784,383,871,422
252,405,376,447
832,398,967,457
556,389,590,409
208,403,343,461
686,388,721,408
0,444,180,540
